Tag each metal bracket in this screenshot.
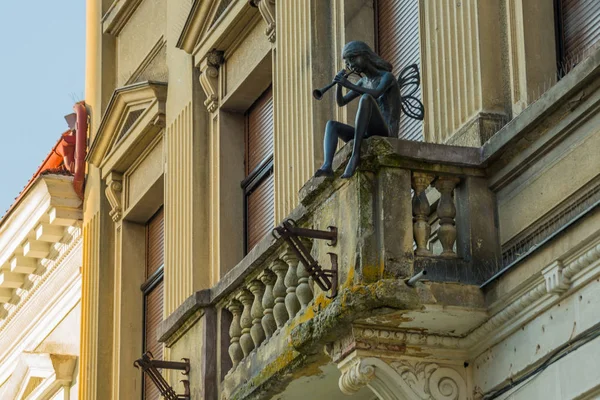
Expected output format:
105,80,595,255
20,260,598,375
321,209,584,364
134,352,190,400
272,219,339,298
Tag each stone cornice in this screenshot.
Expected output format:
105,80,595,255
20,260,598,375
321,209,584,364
101,0,144,36
0,174,82,314
484,46,600,189
0,352,77,399
191,1,258,68
87,81,167,173
176,0,215,53
354,236,600,358
0,232,81,386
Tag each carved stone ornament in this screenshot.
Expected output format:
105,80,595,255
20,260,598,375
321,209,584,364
199,49,225,113
105,172,123,222
249,0,276,42
390,360,468,400
338,356,468,400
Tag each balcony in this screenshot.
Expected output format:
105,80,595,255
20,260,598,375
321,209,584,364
159,136,499,400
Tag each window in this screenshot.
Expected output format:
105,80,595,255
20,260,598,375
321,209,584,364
141,208,164,400
555,0,600,76
242,87,274,253
375,0,423,141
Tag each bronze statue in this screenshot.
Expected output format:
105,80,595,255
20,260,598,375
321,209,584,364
314,41,424,178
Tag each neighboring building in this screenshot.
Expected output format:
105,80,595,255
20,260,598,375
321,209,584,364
0,105,87,400
80,1,600,400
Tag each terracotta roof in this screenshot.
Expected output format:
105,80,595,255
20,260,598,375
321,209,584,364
1,132,73,222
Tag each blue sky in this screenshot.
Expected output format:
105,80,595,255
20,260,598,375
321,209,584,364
0,1,85,216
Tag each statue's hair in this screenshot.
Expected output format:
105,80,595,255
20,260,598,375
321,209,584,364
342,41,393,72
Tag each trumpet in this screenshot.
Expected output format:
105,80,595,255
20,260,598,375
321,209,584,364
313,69,355,100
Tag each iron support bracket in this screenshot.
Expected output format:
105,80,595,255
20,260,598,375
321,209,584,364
134,352,190,400
273,219,338,298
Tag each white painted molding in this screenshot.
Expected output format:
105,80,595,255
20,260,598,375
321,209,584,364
0,352,77,400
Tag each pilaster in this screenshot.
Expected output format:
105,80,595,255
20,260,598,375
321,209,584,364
421,0,507,146
506,0,557,116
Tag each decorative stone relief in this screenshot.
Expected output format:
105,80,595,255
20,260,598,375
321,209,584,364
338,357,376,395
105,172,123,222
542,260,570,294
199,49,225,113
390,360,467,400
249,0,276,42
338,356,469,400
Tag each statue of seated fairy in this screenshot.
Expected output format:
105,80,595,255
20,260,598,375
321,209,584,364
313,40,424,178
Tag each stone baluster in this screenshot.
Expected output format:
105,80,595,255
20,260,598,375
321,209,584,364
226,299,244,369
236,289,255,357
248,280,266,347
270,259,289,328
434,176,461,258
295,238,313,309
411,172,435,256
259,269,277,339
281,249,301,319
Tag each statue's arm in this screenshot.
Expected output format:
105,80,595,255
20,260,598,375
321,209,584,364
339,72,394,98
336,79,363,106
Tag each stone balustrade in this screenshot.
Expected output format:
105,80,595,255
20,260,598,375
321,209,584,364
158,137,501,399
221,242,315,374
412,172,461,258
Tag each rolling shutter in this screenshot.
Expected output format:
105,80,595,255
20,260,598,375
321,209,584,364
146,208,164,278
246,87,274,175
557,0,600,68
143,208,164,400
144,281,164,400
247,173,275,250
377,0,423,141
244,87,275,253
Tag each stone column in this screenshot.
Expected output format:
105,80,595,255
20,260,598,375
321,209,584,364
259,270,277,339
412,172,435,256
281,250,301,319
237,289,255,357
270,259,289,328
248,280,266,347
226,299,244,369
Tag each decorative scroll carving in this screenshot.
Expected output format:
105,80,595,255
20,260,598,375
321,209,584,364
105,172,123,222
338,357,376,395
390,360,467,400
250,0,276,42
199,49,224,113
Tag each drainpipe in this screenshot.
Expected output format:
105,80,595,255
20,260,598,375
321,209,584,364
73,102,88,200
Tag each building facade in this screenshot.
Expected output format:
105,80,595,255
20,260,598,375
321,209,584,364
0,105,87,400
80,0,600,399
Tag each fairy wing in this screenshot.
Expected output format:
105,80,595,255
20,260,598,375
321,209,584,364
398,64,425,121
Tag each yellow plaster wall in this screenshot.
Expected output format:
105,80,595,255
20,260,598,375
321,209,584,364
126,137,164,210
497,126,600,245
117,0,167,86
225,19,271,98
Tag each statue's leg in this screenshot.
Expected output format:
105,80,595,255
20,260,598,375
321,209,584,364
315,120,354,177
341,95,389,178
